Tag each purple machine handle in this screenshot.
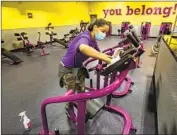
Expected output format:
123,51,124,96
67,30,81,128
41,70,129,135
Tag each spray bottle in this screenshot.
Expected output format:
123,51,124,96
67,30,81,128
19,111,31,130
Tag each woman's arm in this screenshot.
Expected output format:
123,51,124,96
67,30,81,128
79,44,112,64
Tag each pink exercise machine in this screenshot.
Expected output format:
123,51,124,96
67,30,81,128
40,25,145,135
140,22,151,40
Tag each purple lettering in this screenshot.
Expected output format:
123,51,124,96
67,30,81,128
126,6,133,15
115,9,122,15
103,9,109,18
134,8,140,15
146,8,153,15
154,7,162,15
163,7,173,17
141,5,146,15
110,9,115,15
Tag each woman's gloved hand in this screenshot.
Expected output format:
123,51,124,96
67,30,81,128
110,55,121,64
112,47,124,58
107,47,124,66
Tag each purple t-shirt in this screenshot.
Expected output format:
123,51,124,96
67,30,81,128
62,31,100,68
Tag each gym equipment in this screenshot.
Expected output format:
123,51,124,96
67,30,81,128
85,25,144,93
120,21,130,38
69,28,80,37
14,32,34,54
14,32,49,56
45,23,69,48
151,34,163,55
159,22,172,35
1,40,23,65
140,22,151,40
56,28,80,48
39,25,145,135
150,22,172,55
113,24,144,68
127,24,144,68
80,20,89,32
45,23,58,46
37,32,50,56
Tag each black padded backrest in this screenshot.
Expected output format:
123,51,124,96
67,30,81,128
17,37,28,41
21,32,27,36
69,29,75,34
45,32,50,35
14,33,20,36
120,47,137,58
17,37,22,41
101,54,132,76
124,31,140,48
64,34,70,37
24,37,28,40
134,48,145,57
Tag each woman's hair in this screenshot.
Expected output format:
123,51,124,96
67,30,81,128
88,18,109,32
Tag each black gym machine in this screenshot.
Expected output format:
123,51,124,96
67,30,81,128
14,32,34,54
150,22,172,55
57,20,89,48
14,32,49,56
140,22,151,40
45,23,57,46
45,22,69,48
80,20,89,32
56,27,80,48
120,21,130,38
1,40,23,65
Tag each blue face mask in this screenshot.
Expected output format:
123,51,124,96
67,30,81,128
95,31,106,41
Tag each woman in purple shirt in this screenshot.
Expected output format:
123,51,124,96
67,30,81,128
58,18,112,111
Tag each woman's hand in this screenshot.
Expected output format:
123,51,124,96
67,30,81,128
79,44,112,64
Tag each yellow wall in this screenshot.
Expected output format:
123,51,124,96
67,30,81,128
2,2,89,30
88,2,177,25
2,2,177,30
